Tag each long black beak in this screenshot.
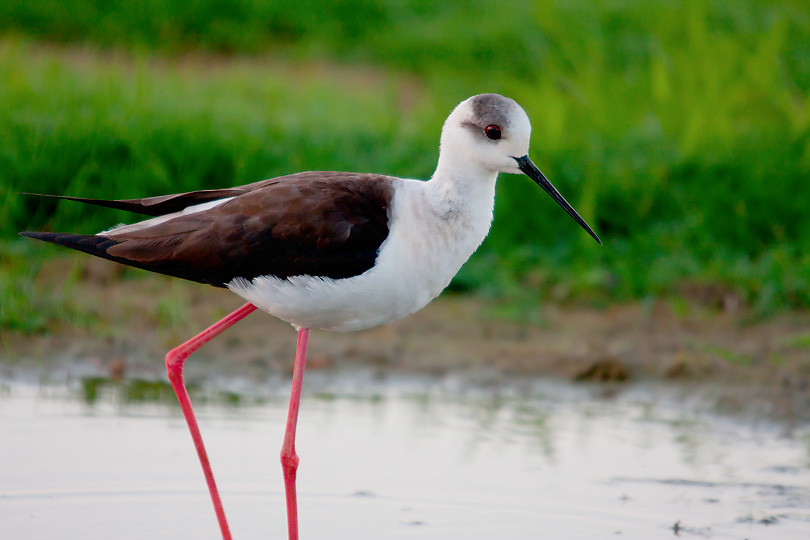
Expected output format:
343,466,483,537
514,155,602,245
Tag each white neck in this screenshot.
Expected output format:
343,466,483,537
427,154,498,220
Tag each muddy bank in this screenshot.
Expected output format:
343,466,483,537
3,263,810,418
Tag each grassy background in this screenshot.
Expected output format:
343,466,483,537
1,0,809,333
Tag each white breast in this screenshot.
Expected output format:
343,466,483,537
227,177,495,332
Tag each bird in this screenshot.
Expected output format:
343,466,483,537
20,93,601,540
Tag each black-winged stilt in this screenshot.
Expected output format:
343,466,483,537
21,93,600,540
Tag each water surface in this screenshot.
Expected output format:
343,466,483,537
2,368,809,539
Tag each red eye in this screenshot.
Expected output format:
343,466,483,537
484,125,502,140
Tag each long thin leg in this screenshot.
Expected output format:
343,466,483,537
281,328,310,540
166,302,258,540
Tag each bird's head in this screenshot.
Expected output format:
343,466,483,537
440,93,601,245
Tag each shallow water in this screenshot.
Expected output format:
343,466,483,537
2,368,809,540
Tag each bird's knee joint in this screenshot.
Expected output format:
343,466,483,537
165,348,186,381
281,452,299,471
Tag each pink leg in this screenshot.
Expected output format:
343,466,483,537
281,328,310,540
165,302,258,540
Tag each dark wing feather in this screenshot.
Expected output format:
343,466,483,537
21,172,397,287
19,175,290,217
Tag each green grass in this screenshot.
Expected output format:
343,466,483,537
1,0,809,333
0,242,92,333
788,333,810,349
700,345,755,367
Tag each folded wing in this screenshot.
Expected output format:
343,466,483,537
21,172,396,287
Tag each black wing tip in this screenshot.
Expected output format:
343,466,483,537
19,230,229,288
20,230,61,240
19,230,121,255
17,190,240,217
19,230,56,241
18,192,69,200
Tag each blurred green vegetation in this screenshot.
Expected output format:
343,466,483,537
1,0,809,333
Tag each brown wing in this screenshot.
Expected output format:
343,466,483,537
21,172,397,287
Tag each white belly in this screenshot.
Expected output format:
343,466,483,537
227,178,494,332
